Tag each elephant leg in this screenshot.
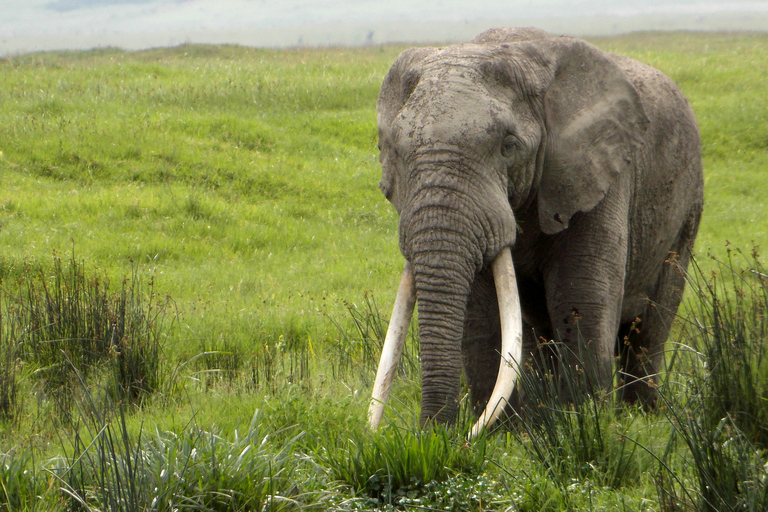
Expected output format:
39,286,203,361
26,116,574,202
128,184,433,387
619,206,702,406
544,266,626,394
542,180,631,393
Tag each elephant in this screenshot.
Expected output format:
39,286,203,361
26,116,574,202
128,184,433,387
368,27,704,437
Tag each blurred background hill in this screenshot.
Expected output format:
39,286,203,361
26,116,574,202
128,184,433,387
2,0,767,56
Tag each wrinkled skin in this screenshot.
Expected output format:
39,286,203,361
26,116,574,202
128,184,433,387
377,27,703,426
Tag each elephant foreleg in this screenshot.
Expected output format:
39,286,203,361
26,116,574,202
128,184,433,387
542,177,632,393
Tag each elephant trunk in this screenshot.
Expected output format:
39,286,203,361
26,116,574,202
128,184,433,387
410,228,477,425
369,154,521,432
399,183,487,425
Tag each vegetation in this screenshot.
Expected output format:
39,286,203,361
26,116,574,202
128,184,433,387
0,31,767,510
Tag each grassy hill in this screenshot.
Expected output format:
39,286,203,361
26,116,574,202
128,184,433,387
0,32,767,510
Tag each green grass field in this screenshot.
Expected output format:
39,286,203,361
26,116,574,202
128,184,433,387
1,31,767,510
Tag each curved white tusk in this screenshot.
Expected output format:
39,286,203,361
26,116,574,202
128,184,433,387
469,246,523,440
368,261,417,431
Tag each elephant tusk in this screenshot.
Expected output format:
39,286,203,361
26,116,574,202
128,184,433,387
368,261,417,430
469,247,523,440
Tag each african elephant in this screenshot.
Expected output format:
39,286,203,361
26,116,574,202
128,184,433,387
368,27,703,437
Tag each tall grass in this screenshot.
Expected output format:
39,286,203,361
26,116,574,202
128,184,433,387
0,307,20,421
655,407,768,512
52,404,305,512
0,447,41,511
656,249,768,511
321,417,488,506
683,249,768,446
327,292,419,384
510,339,658,491
0,252,174,424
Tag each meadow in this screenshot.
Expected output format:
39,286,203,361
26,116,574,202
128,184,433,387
0,31,767,510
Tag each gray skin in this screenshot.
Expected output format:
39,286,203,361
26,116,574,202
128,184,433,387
377,27,703,426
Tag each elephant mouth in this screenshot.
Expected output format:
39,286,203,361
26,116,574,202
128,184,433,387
368,245,523,438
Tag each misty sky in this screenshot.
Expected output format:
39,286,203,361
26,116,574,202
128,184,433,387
1,0,767,56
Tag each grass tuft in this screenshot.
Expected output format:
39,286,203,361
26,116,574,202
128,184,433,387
0,251,174,422
656,249,768,511
655,407,768,512
683,248,768,446
321,419,487,506
512,339,658,490
54,403,304,512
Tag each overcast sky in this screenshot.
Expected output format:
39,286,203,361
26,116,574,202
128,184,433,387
2,0,767,56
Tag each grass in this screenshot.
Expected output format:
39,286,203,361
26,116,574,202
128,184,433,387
0,45,401,317
0,253,171,422
682,249,768,447
321,420,487,505
49,403,308,512
0,31,767,510
653,249,768,512
511,340,662,491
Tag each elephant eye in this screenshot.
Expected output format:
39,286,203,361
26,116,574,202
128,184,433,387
501,135,520,159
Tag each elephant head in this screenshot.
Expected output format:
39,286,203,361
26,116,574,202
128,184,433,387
369,27,648,435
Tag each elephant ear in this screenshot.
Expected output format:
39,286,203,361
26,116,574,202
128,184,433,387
377,47,439,131
538,37,649,235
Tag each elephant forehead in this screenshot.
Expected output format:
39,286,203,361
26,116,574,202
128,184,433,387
422,46,543,95
395,75,511,147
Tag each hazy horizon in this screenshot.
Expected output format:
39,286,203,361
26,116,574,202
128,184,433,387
2,0,768,56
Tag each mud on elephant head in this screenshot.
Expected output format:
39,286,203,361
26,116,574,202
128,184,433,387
369,27,703,437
